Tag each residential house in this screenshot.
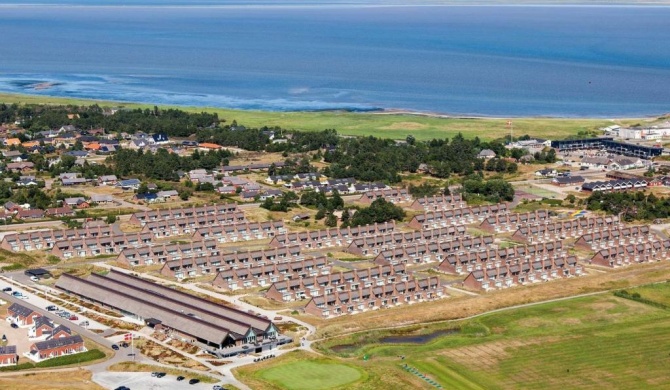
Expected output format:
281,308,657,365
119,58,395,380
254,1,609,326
90,194,114,204
552,176,585,187
0,346,18,366
117,178,141,190
29,316,55,339
27,335,86,362
477,149,496,159
45,206,75,218
97,175,118,186
16,209,45,220
64,197,89,209
7,303,40,326
6,162,34,172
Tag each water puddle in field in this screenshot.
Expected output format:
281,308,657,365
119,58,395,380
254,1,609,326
330,328,460,353
378,329,460,344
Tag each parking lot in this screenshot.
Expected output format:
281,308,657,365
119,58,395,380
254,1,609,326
93,372,219,390
0,301,36,359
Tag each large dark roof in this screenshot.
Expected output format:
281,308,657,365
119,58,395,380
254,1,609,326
8,303,36,318
0,346,16,355
33,335,83,351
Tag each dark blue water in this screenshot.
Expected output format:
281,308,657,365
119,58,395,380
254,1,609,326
1,2,669,116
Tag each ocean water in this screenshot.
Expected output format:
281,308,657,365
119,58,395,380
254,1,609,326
0,2,669,117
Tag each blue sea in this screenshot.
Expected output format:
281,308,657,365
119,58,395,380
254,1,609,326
0,1,669,117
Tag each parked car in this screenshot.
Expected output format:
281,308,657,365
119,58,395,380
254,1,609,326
79,320,89,327
177,376,185,381
11,292,22,297
189,379,200,385
29,276,39,282
111,344,119,351
46,305,57,311
156,372,166,378
114,387,130,390
10,323,18,329
69,315,78,321
150,372,159,377
213,385,225,390
2,287,11,292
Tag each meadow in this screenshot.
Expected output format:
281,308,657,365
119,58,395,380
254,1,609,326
238,281,670,390
0,93,641,141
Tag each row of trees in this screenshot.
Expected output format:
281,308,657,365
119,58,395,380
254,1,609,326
585,191,670,221
110,148,232,181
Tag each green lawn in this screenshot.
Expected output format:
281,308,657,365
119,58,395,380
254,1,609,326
0,92,636,141
258,360,363,390
311,283,670,390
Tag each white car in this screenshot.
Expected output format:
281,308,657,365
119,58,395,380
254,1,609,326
29,276,39,282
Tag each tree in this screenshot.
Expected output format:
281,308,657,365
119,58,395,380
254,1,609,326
315,208,326,220
325,213,338,227
349,198,405,227
566,194,576,204
105,215,117,224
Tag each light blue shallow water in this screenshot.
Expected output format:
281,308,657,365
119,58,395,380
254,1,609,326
1,2,669,116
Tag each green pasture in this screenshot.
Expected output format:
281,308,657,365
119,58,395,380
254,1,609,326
309,283,670,390
0,92,632,141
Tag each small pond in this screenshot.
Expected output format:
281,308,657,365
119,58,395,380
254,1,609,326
379,329,460,344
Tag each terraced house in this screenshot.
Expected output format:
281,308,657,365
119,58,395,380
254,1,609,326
268,222,396,249
51,232,153,259
478,210,551,234
345,226,467,257
191,221,286,243
27,335,85,362
0,225,114,252
463,255,582,291
303,275,444,318
439,241,565,275
116,239,219,266
374,235,494,265
511,216,620,243
359,188,413,205
589,239,670,268
128,203,239,226
574,225,653,251
408,203,509,230
409,194,466,211
212,256,329,290
140,211,247,238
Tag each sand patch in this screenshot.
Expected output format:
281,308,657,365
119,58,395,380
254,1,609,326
381,122,429,130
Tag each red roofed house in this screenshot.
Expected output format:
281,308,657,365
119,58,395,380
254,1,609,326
0,346,18,366
27,335,85,362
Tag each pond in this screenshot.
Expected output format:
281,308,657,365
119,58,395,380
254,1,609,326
330,328,460,353
378,329,460,344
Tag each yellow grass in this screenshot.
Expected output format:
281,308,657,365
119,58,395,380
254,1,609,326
0,369,105,390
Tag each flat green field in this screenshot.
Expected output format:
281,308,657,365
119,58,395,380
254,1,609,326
258,360,363,390
0,92,643,141
241,282,670,390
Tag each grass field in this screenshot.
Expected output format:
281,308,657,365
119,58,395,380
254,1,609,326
0,92,643,141
515,185,562,199
242,281,670,390
259,360,362,390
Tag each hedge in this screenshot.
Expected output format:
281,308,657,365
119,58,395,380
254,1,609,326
0,349,105,372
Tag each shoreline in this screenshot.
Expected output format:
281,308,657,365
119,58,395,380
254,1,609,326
0,91,665,122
